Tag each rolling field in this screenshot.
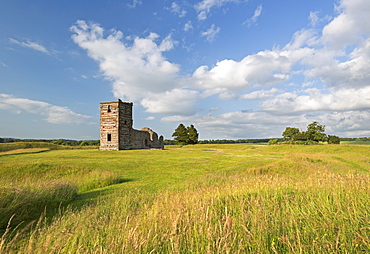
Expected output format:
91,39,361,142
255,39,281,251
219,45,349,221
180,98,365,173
1,143,369,253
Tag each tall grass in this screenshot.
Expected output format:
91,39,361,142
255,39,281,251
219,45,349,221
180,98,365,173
0,183,77,229
0,148,123,233
1,144,370,253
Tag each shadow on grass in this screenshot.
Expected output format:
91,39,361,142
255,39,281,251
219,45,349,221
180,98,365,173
0,148,51,157
0,178,135,240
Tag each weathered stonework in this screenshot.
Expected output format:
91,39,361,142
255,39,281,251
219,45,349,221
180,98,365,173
100,99,164,150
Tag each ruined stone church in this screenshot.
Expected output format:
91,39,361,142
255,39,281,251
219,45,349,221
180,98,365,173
99,99,164,150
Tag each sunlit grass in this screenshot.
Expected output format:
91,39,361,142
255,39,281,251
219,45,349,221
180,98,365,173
1,143,370,253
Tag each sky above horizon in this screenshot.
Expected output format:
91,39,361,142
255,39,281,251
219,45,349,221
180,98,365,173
1,0,370,140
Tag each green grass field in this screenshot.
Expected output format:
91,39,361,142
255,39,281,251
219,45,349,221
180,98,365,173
1,142,369,253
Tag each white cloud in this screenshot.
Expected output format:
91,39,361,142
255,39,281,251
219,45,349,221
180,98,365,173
9,38,50,54
71,20,180,102
127,0,142,8
169,2,187,18
192,48,312,95
201,24,220,42
184,21,193,32
322,111,370,136
144,116,155,120
243,5,263,27
194,0,241,20
309,11,320,27
322,0,370,48
0,94,92,124
240,88,280,100
304,38,370,89
283,29,318,50
141,89,200,116
261,87,370,114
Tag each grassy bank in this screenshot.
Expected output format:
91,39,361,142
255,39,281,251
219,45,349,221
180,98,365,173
0,142,98,153
1,144,369,253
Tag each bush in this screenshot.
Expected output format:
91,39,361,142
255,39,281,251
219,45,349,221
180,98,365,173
328,135,340,144
268,139,279,145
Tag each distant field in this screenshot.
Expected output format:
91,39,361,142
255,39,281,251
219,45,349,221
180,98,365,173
1,143,369,253
340,140,370,145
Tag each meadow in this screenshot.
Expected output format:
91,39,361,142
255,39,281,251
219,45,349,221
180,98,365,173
0,142,369,253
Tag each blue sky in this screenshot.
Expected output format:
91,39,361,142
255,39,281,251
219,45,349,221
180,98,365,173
1,0,370,140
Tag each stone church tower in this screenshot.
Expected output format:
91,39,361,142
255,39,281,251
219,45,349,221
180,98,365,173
100,99,164,150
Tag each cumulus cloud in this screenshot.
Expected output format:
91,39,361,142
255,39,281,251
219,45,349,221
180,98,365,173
141,89,200,116
194,0,241,20
201,24,220,42
192,48,312,95
9,38,50,54
304,38,370,89
0,94,92,124
261,87,370,114
322,0,370,48
70,20,180,101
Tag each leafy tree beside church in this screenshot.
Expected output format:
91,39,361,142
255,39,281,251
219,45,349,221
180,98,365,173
172,124,188,145
187,125,199,144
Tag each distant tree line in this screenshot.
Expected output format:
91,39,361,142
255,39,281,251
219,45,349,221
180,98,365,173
340,137,370,141
198,138,274,144
164,138,276,146
0,138,100,146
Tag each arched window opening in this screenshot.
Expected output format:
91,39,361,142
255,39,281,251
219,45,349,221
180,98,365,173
107,105,111,113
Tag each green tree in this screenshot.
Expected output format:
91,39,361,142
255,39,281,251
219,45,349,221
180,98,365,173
172,124,189,145
306,121,326,142
187,125,199,144
327,135,340,144
282,127,300,141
